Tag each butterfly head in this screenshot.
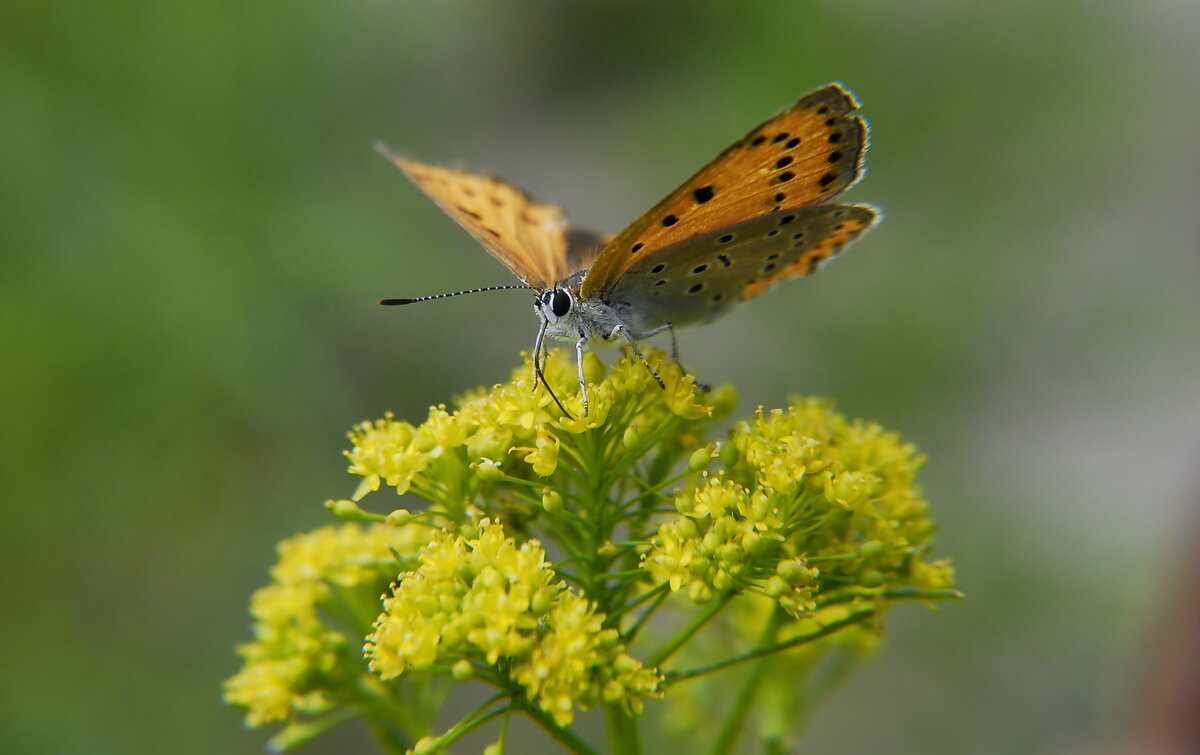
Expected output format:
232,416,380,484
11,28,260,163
536,287,575,326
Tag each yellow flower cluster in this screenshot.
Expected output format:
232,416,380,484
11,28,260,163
644,477,793,605
223,523,424,726
344,350,715,510
646,398,953,618
366,520,660,726
227,348,955,751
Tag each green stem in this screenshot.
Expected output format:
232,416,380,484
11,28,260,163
644,594,730,667
267,708,364,753
815,586,963,608
600,413,678,493
710,608,784,755
619,465,691,510
435,694,509,749
605,702,642,755
513,699,602,755
665,607,878,686
351,673,423,743
616,584,670,643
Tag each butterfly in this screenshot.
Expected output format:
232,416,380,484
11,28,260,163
378,84,878,417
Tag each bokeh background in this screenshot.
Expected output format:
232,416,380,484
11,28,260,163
3,1,1198,752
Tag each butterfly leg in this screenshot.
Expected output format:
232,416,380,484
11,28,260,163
610,324,666,390
627,322,680,364
626,322,709,390
666,324,681,364
575,335,590,416
531,318,548,391
530,318,575,419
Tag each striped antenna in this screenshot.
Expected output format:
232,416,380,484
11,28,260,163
378,284,533,306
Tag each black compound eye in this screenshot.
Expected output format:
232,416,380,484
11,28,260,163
550,289,571,317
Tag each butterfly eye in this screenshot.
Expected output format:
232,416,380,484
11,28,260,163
550,289,572,318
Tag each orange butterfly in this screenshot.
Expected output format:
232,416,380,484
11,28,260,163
379,84,878,416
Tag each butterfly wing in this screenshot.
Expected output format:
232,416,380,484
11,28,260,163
580,84,869,301
377,144,573,289
565,229,611,277
604,204,877,331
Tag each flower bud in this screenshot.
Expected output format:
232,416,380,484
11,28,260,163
325,498,368,521
541,488,564,513
474,459,505,481
858,540,885,559
712,569,734,591
777,557,812,584
710,384,739,416
452,659,474,681
742,531,768,556
687,581,713,604
765,574,790,598
859,569,885,588
413,736,440,755
688,446,713,472
715,543,743,566
719,440,739,468
582,351,606,383
602,679,624,703
441,623,464,649
531,586,556,615
613,654,638,673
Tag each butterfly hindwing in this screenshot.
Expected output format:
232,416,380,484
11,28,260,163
581,84,868,300
604,204,877,331
378,146,572,289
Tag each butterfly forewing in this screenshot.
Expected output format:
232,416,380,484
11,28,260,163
604,204,877,331
378,147,573,289
581,84,868,300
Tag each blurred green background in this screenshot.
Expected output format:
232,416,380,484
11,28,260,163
3,1,1197,752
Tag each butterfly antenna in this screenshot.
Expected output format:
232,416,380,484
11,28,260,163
379,284,533,306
